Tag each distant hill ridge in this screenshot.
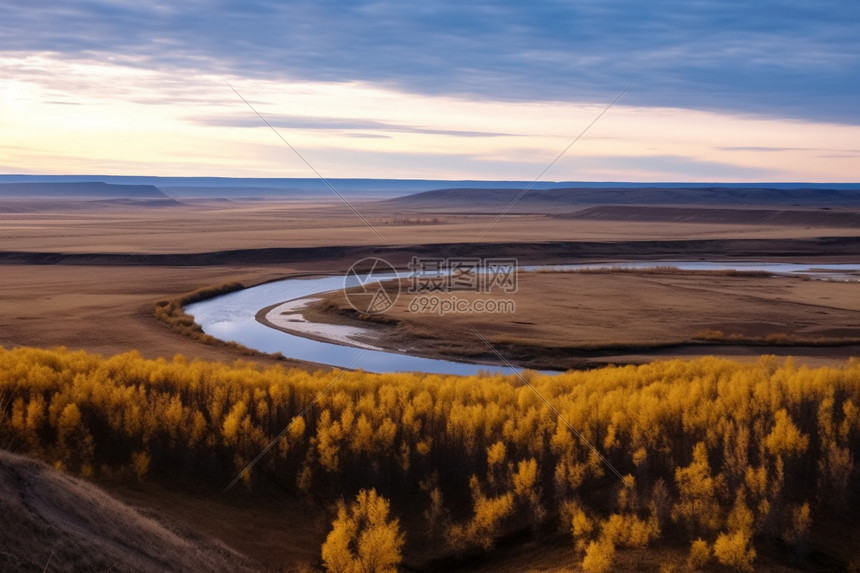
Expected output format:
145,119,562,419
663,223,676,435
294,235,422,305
384,186,860,209
0,182,169,199
564,205,860,228
2,175,858,199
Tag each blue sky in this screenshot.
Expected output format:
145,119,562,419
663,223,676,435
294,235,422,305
1,0,858,180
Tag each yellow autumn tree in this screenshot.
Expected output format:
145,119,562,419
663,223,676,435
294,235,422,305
600,512,660,549
764,409,809,458
447,475,515,551
570,504,595,553
2,346,860,567
726,491,755,536
321,488,404,573
672,442,722,535
512,457,545,529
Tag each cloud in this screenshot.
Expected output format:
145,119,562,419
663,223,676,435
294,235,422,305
1,0,858,123
0,30,860,181
187,114,515,137
719,146,817,152
719,146,860,153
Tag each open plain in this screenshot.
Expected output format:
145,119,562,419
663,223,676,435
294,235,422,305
3,198,860,361
2,191,860,572
308,269,860,370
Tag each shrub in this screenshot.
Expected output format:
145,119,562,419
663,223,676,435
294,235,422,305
686,538,710,570
600,513,659,548
713,530,756,572
570,505,595,553
581,539,615,573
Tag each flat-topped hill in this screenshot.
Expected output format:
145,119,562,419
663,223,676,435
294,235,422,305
0,181,170,199
383,186,860,211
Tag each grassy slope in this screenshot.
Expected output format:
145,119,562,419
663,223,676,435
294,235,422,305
0,449,258,573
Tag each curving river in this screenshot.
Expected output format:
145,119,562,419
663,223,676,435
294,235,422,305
185,262,860,375
185,273,521,375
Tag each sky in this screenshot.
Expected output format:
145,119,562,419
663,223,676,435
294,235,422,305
1,0,858,182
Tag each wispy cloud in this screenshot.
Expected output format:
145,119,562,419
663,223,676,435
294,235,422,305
719,146,818,153
188,114,516,138
720,146,860,154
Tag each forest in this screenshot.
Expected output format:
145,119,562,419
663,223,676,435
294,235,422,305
0,346,857,572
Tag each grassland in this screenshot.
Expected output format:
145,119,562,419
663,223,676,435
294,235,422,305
3,200,859,362
308,269,860,370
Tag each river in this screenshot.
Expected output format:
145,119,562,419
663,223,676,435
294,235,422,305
185,262,860,374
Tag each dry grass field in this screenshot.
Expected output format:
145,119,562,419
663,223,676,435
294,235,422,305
4,200,860,255
2,199,859,364
0,201,844,358
312,269,860,370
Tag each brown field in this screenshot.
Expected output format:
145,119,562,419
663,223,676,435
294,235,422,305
2,197,860,572
310,269,860,370
4,200,860,255
1,200,858,368
1,199,857,365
